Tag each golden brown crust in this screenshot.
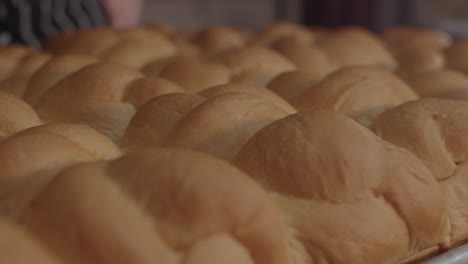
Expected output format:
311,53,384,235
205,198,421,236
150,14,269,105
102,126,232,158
159,58,230,92
382,27,452,54
198,83,297,114
0,52,51,97
0,91,41,137
0,123,120,183
45,28,176,69
0,45,35,82
317,28,396,70
213,46,296,86
24,54,99,106
270,37,338,77
123,93,206,148
35,62,185,140
124,92,288,160
290,66,418,126
402,69,468,98
395,48,445,74
267,70,324,100
446,40,468,75
192,26,247,55
249,22,315,46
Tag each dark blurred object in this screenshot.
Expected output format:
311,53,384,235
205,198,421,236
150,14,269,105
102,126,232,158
303,0,377,29
302,0,417,32
0,0,108,49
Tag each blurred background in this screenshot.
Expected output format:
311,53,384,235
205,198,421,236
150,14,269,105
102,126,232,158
141,0,468,36
2,0,468,48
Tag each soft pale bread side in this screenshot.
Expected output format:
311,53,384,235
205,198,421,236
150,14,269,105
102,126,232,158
4,149,287,264
0,217,60,264
372,99,468,247
234,111,449,263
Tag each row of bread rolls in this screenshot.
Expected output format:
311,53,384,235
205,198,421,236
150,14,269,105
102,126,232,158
1,23,468,263
0,23,465,136
0,102,460,263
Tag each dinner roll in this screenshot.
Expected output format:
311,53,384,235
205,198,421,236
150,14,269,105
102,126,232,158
35,62,185,140
402,69,468,98
446,40,468,75
213,46,296,87
24,54,99,106
192,26,247,55
124,92,288,159
0,90,41,137
159,58,230,92
0,122,120,184
395,48,445,73
250,22,315,46
270,37,338,76
290,66,418,126
198,83,297,114
46,28,177,69
383,27,452,54
316,28,397,70
267,71,322,100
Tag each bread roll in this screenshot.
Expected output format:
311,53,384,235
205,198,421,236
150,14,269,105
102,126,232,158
402,69,468,98
0,45,51,97
0,45,35,81
0,52,51,97
316,28,396,70
395,48,445,73
381,27,415,45
101,29,177,68
159,58,230,92
198,83,297,114
2,148,287,264
0,217,59,264
192,26,247,55
124,93,205,148
0,122,120,184
234,111,449,263
46,28,176,69
145,24,176,37
383,27,452,54
0,90,41,137
270,37,338,76
24,54,99,106
446,40,468,75
371,98,468,246
213,46,296,86
35,62,185,140
142,55,187,76
250,22,315,46
267,71,322,100
290,66,418,126
124,92,288,159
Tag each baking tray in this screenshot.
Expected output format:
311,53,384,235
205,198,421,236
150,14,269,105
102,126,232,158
420,244,468,264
